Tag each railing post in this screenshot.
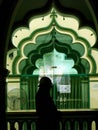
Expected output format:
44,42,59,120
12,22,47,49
18,121,23,130
61,120,66,130
79,120,83,130
70,120,74,130
27,120,32,130
88,120,92,130
10,121,16,130
95,119,98,130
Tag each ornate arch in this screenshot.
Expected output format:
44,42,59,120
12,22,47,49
7,8,97,75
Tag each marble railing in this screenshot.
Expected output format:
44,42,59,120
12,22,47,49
6,109,98,130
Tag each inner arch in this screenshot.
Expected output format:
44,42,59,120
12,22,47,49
21,37,86,74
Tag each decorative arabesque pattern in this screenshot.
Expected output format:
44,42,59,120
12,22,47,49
7,8,97,75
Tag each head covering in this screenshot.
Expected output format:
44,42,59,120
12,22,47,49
39,76,53,88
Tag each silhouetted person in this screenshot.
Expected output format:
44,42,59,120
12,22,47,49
36,76,60,130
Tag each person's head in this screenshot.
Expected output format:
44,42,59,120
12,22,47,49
39,76,53,90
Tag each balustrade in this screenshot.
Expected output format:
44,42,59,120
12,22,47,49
6,109,98,130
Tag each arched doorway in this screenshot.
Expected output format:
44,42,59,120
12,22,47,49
6,7,97,110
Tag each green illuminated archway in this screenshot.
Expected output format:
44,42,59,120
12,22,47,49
7,8,97,75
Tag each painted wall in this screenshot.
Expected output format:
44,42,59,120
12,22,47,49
90,76,98,108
